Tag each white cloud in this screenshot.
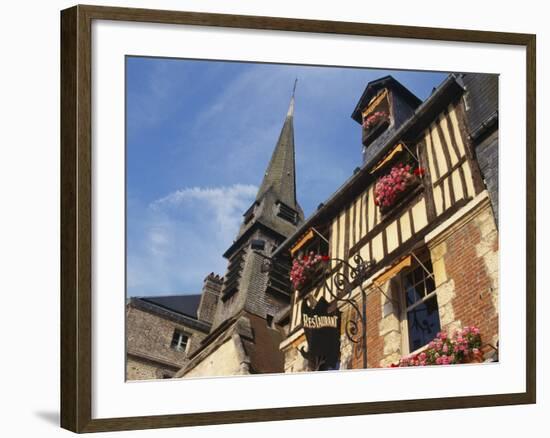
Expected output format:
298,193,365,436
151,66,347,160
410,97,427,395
127,184,257,296
151,184,257,241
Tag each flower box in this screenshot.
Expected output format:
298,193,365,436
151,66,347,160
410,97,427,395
374,163,425,214
290,252,330,291
362,111,390,145
363,111,389,131
389,326,483,367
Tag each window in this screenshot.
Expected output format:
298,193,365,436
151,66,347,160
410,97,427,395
401,258,440,353
297,231,329,259
275,201,298,224
361,89,391,147
170,330,189,352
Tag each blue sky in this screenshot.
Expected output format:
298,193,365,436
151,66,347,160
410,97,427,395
126,57,447,297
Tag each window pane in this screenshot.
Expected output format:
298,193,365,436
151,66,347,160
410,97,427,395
413,267,424,285
404,272,414,289
426,275,436,294
406,284,423,306
407,295,441,352
170,333,179,348
171,330,188,351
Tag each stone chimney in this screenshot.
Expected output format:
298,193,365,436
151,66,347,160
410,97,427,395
197,272,223,324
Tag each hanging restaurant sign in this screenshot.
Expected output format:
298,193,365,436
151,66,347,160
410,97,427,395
299,297,341,370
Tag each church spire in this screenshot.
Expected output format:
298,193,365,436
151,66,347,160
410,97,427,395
255,80,299,210
287,78,297,118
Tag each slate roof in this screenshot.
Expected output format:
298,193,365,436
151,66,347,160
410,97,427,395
255,95,300,211
140,294,202,319
228,91,305,255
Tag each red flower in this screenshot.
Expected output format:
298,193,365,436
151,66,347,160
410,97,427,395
374,163,418,209
290,253,329,290
413,167,426,177
363,111,389,130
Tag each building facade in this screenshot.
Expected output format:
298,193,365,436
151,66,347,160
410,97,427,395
273,74,499,373
126,274,219,380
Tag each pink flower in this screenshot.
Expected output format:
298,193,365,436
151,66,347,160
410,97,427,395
374,163,419,209
389,327,484,368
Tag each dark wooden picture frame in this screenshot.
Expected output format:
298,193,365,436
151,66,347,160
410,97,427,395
60,4,536,433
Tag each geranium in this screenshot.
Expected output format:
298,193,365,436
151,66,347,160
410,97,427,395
391,326,483,367
289,251,329,290
374,163,424,209
363,111,389,131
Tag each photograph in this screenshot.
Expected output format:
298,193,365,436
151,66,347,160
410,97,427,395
124,58,500,380
1,0,542,435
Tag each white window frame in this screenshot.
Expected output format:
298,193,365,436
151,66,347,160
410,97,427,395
398,256,440,355
170,329,189,353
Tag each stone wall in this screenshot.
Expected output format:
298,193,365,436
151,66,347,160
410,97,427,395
282,335,309,373
126,304,207,380
126,357,159,381
430,196,499,346
198,273,223,324
183,336,250,378
126,356,177,381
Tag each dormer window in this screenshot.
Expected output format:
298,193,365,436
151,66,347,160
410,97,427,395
353,77,423,163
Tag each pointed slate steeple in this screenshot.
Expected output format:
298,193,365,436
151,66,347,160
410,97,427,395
229,81,304,247
255,79,299,211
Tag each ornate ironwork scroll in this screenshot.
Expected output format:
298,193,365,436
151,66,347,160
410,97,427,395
320,254,374,368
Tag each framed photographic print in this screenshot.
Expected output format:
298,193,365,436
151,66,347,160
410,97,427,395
60,4,536,433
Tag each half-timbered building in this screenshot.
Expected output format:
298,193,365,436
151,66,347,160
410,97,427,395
273,74,499,372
